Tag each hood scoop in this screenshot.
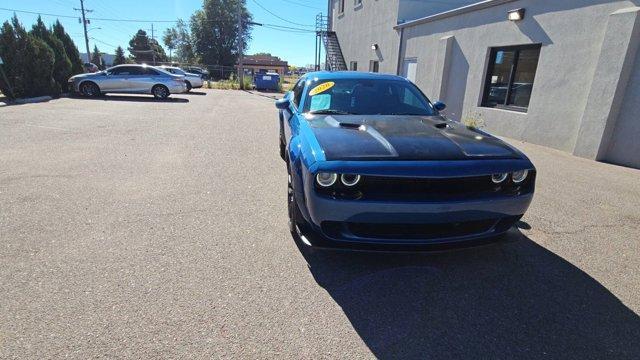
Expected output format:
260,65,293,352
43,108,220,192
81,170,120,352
339,122,365,130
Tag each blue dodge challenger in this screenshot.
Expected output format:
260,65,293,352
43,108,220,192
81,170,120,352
276,71,535,250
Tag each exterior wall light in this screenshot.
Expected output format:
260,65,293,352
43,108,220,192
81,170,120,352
371,43,379,50
508,8,525,21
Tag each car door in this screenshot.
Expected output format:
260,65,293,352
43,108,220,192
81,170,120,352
125,67,156,93
100,67,128,91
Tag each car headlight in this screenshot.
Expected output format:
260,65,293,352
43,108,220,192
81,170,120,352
511,169,529,183
340,174,361,187
491,173,508,184
316,172,337,187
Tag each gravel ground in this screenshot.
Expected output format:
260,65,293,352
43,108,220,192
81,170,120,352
1,90,639,359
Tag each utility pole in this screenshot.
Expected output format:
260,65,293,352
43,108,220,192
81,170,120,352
74,0,92,65
237,0,244,90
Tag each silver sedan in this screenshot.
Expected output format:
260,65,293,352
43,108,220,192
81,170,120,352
68,64,187,99
158,66,204,91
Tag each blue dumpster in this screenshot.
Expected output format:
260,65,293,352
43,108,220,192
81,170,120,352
254,72,280,91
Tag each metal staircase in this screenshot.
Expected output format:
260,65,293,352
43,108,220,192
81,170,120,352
315,14,348,71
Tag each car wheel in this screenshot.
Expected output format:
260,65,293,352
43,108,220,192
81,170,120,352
287,165,305,234
185,81,192,92
80,81,100,97
152,85,170,100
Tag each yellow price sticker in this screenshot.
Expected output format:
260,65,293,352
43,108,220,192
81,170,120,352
309,81,335,96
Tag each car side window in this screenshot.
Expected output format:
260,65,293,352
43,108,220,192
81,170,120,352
292,79,305,108
144,68,160,76
117,67,139,76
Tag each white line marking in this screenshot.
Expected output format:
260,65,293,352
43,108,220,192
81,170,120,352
24,123,69,131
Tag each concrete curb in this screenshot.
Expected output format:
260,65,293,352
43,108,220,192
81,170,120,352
13,96,53,104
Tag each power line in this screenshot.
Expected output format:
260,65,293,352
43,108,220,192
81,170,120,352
90,36,116,48
278,0,322,10
1,6,315,32
249,0,314,27
0,7,78,19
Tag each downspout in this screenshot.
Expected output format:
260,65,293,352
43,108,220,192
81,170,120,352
396,27,405,76
326,0,332,70
327,0,332,30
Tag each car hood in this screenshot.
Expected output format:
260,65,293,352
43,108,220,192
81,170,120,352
70,72,101,80
306,114,522,161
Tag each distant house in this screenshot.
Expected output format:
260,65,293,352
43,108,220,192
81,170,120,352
238,54,289,75
80,53,116,67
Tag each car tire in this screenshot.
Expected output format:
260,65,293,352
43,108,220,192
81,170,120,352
279,139,286,160
80,81,100,97
185,81,192,92
287,164,306,235
152,85,170,100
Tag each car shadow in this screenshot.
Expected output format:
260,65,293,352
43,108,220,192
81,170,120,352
294,229,640,359
183,91,207,96
75,95,189,103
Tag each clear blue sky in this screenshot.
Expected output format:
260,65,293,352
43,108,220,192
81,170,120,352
0,0,325,67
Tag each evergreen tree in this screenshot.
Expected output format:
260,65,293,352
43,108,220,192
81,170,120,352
0,15,57,98
0,20,20,98
30,16,71,92
190,0,252,67
128,29,167,64
52,20,83,75
91,44,102,69
113,46,126,65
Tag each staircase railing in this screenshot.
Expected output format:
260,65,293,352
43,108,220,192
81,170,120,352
315,13,347,71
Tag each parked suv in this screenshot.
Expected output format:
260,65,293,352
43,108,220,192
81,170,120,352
68,64,187,99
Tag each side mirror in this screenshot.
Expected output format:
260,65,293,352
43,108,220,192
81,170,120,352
275,98,291,110
433,101,446,111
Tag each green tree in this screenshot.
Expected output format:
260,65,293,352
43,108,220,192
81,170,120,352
190,0,252,67
128,29,167,64
52,20,84,75
30,16,72,91
162,28,178,63
175,19,195,63
90,44,102,69
113,46,126,65
0,15,57,98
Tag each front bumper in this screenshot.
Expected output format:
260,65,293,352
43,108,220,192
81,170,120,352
296,160,534,248
168,83,188,93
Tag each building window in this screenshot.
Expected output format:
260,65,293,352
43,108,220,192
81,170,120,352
369,60,379,73
350,61,358,71
338,0,345,14
354,0,362,8
482,44,541,112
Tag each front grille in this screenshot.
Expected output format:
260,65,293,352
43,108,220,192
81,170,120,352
322,219,497,240
315,172,535,202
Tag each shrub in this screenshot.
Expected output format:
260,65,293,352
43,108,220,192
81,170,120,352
0,16,58,99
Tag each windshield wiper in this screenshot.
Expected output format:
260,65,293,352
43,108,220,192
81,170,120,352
308,109,355,115
389,112,428,116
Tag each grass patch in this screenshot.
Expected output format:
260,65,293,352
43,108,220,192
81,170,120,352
204,76,253,90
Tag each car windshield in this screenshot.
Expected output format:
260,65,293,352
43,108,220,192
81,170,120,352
302,79,436,116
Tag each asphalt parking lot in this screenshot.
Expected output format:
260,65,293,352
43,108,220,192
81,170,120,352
1,90,639,359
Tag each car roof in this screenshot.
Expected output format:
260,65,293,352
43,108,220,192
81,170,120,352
110,64,152,68
300,71,408,82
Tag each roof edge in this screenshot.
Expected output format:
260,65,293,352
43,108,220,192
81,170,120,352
395,0,519,29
